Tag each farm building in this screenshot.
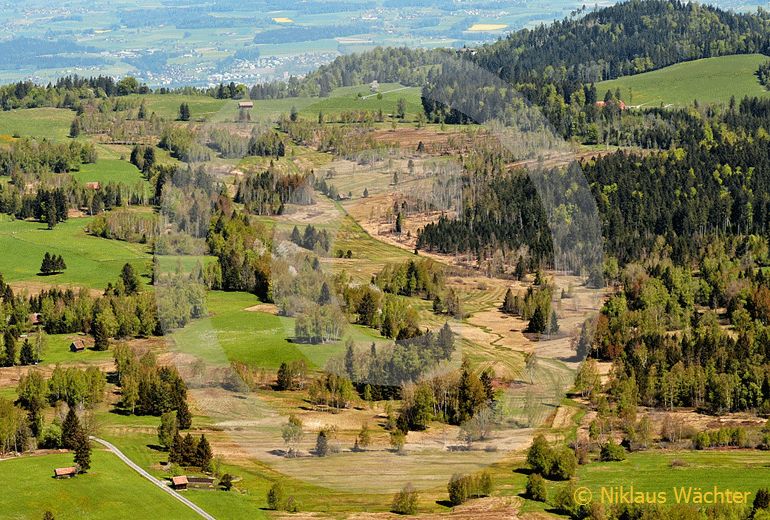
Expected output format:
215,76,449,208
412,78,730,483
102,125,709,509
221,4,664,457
54,467,77,479
187,476,216,488
29,312,42,326
238,101,253,109
85,181,101,190
171,475,188,490
70,339,89,352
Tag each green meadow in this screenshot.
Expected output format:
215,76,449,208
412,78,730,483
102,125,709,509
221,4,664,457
598,54,770,107
0,108,73,140
171,290,385,370
503,449,770,515
71,159,149,188
0,449,199,520
0,216,151,290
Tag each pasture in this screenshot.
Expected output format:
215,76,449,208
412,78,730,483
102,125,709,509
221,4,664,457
0,108,73,140
71,159,149,188
0,216,151,290
0,450,199,520
598,54,770,107
170,290,384,370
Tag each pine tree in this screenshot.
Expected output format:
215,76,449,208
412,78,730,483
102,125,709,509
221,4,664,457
195,434,213,472
502,288,515,314
181,433,197,465
169,432,184,464
176,399,192,430
528,304,547,334
73,429,91,472
120,263,140,295
62,407,81,450
3,330,16,367
69,117,81,138
178,103,190,121
549,309,559,334
19,339,34,365
318,282,331,305
40,252,52,275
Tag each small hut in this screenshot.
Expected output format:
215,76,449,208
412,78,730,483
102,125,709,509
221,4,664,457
171,475,189,490
70,339,88,352
238,101,254,109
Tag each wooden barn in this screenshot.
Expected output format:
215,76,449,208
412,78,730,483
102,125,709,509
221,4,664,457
70,339,88,352
171,475,188,490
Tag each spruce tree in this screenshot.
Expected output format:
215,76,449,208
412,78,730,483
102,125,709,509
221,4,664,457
73,429,91,472
195,434,213,472
19,339,34,365
176,399,192,430
3,330,16,367
40,252,52,275
62,407,81,450
169,432,184,464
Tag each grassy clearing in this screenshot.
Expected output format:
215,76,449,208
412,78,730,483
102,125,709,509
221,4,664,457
0,108,73,140
0,449,199,520
171,291,383,370
71,159,148,188
496,449,770,515
0,216,151,290
128,94,230,122
598,54,770,107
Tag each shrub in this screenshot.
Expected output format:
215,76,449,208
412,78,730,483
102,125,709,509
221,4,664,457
600,439,626,462
550,445,578,479
693,431,711,450
392,483,419,515
267,481,285,510
219,473,233,491
553,481,580,517
526,473,547,502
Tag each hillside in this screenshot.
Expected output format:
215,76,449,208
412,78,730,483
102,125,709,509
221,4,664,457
597,53,770,107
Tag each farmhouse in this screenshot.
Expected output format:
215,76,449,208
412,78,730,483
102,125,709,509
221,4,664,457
171,475,188,490
54,467,77,479
238,101,253,109
70,339,89,352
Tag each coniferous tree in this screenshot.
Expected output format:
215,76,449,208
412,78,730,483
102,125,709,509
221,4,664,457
195,434,213,472
19,339,34,366
73,429,91,472
61,407,81,450
169,432,184,464
176,399,192,430
3,330,16,367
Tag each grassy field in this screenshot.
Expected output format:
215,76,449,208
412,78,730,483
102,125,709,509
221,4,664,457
128,94,230,122
0,108,73,140
71,159,149,188
0,216,151,290
0,449,199,520
502,449,770,515
171,291,384,370
598,54,770,107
